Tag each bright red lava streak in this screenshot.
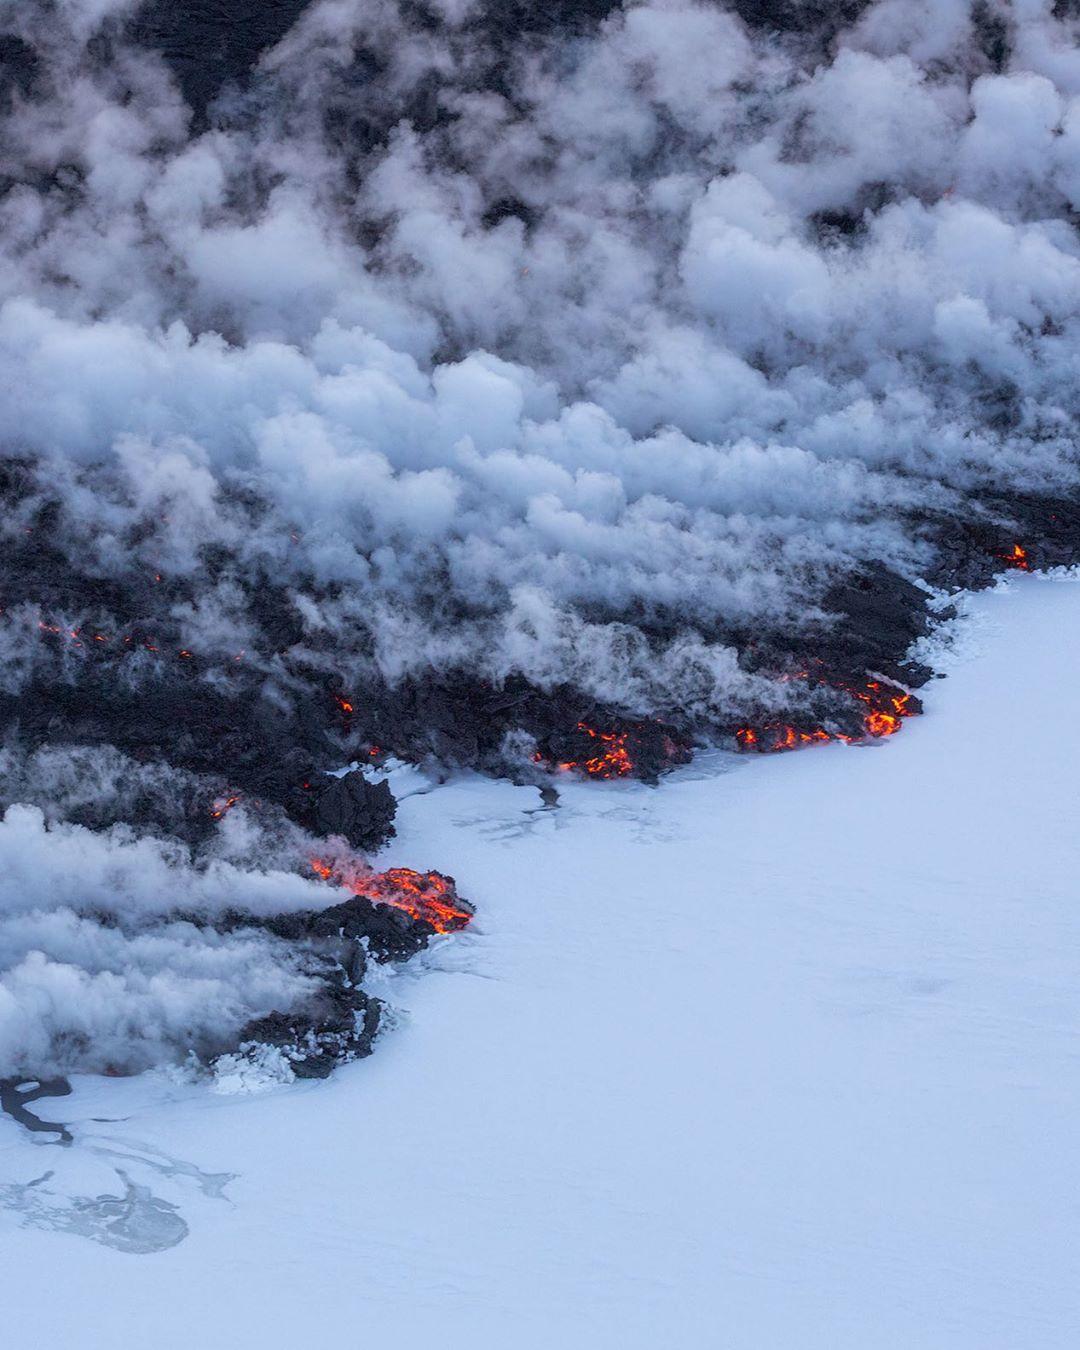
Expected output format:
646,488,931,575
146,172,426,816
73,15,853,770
310,860,472,934
553,722,634,778
735,678,916,752
998,544,1031,571
209,794,241,820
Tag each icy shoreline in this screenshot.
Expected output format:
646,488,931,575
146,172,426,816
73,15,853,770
2,573,1078,1348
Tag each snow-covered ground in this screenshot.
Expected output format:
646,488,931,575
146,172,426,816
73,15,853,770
3,574,1079,1348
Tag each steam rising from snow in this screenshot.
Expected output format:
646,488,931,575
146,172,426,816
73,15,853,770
0,800,333,1078
1,0,1078,1076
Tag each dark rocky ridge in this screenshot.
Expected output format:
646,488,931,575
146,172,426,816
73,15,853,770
207,873,473,1077
121,0,879,127
130,0,314,122
2,457,1075,822
310,771,397,851
0,0,1062,808
231,984,382,1081
0,0,1075,1095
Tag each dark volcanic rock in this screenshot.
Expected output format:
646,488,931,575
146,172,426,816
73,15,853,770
727,0,870,34
123,0,873,135
230,976,382,1080
0,1077,73,1143
5,475,1080,798
922,493,1080,593
256,893,439,963
130,0,314,121
310,771,397,852
207,879,469,1077
174,870,473,1079
815,564,936,689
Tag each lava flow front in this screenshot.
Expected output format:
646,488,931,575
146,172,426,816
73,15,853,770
533,719,690,780
736,677,918,752
554,723,634,778
310,860,473,934
997,543,1032,571
209,793,241,820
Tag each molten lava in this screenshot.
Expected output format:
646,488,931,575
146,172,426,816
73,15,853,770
998,543,1031,571
735,676,917,752
310,860,473,934
737,725,831,751
556,723,634,778
851,680,914,736
209,793,241,820
35,613,172,658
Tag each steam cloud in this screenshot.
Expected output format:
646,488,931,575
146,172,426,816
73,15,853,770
0,793,339,1078
1,0,1078,1077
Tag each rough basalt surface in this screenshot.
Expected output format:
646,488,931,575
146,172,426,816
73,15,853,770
123,0,881,129
223,889,455,963
1,0,1078,1097
308,772,398,853
207,880,470,1078
230,978,382,1081
3,473,1078,823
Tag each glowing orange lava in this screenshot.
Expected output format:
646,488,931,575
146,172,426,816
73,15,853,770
556,722,634,777
533,721,689,780
735,677,916,752
210,794,241,820
310,860,473,934
335,695,354,715
737,725,833,751
998,544,1031,571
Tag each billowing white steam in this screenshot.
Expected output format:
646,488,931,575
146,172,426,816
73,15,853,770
1,0,1078,1078
0,798,335,1078
1,0,1077,698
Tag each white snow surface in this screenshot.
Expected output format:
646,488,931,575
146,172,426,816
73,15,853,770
2,574,1078,1347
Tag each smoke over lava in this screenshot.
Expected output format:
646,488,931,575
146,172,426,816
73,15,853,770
1,0,1079,1081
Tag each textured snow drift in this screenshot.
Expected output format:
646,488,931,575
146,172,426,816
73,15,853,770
1,574,1077,1348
